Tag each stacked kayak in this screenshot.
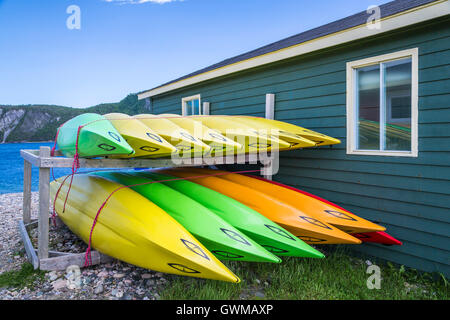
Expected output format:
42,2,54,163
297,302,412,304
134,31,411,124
90,171,283,263
103,113,177,158
49,112,401,283
156,168,400,246
134,114,211,157
160,168,362,244
56,113,134,158
53,113,341,159
50,167,400,282
157,114,242,156
248,176,402,245
129,171,324,258
50,174,240,282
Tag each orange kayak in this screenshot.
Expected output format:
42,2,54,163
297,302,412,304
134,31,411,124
246,176,400,244
240,175,386,234
161,168,361,245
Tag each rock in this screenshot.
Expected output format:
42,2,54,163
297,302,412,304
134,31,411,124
141,273,152,279
255,291,265,298
113,273,125,279
115,290,124,298
146,279,155,286
97,271,108,278
43,286,53,293
48,271,59,281
254,279,261,285
94,284,104,294
365,260,372,266
52,279,67,291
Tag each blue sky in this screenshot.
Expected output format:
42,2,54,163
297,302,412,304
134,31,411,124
0,0,388,108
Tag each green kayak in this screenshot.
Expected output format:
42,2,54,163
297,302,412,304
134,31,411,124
56,113,134,158
92,171,281,263
134,171,324,259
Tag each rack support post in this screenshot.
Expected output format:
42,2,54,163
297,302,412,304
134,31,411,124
37,146,50,260
23,159,32,224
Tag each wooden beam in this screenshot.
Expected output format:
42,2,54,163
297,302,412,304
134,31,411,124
23,160,32,224
20,149,266,169
18,220,39,269
39,251,113,271
38,147,50,260
20,149,40,167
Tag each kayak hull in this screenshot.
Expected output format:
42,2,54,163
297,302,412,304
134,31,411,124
104,113,177,158
247,175,386,234
162,168,361,245
134,114,210,156
50,174,240,282
140,171,324,259
56,113,134,158
92,171,281,263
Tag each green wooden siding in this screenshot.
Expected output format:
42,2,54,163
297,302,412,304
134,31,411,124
151,16,450,277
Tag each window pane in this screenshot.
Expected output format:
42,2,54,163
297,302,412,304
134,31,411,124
193,99,200,115
357,65,380,150
384,59,412,151
185,101,193,115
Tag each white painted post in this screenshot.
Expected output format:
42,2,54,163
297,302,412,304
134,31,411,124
23,160,32,224
203,102,210,115
38,146,50,260
265,94,275,120
264,93,275,180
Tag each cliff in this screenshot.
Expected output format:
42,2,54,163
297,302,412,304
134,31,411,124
0,94,149,143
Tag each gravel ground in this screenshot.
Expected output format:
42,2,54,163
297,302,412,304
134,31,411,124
0,192,168,300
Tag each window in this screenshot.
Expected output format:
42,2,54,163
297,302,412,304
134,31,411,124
182,94,201,116
346,48,418,157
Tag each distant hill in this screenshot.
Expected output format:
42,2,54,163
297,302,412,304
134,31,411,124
0,94,149,143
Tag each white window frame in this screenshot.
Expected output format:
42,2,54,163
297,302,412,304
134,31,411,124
346,48,418,157
182,94,201,116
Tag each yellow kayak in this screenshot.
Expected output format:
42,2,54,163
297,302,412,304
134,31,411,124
103,113,177,158
189,115,292,153
195,115,316,150
234,116,341,146
158,114,242,156
134,114,210,157
162,168,361,245
50,174,240,283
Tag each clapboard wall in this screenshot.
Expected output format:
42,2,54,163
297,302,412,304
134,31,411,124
150,16,450,277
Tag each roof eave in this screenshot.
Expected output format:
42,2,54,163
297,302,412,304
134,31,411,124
138,0,449,100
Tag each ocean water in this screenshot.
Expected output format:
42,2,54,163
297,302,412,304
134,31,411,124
0,142,74,194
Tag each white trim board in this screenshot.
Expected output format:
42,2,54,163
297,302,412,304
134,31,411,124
138,0,449,100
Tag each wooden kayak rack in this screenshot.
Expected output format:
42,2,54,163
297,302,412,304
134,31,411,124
19,146,276,271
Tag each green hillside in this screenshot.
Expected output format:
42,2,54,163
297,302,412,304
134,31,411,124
0,94,149,143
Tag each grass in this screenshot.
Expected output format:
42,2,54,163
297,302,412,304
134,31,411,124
161,247,449,300
0,263,46,290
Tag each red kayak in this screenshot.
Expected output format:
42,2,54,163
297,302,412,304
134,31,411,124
247,175,402,246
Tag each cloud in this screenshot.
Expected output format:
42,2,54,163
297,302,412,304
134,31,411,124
103,0,180,4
